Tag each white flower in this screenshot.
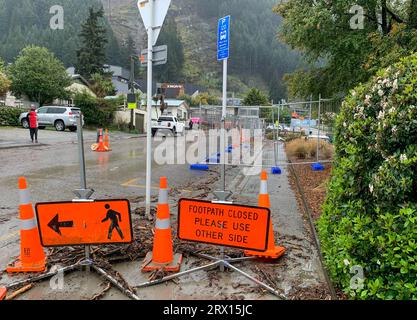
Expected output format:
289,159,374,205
364,95,371,105
378,89,384,97
377,111,385,120
393,79,398,90
369,184,374,193
400,154,407,162
389,107,396,114
343,122,347,128
344,259,350,266
392,126,398,134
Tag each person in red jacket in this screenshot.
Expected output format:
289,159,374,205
28,105,38,143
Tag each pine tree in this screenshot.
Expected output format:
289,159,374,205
75,7,108,80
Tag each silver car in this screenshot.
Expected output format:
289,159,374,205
19,106,84,132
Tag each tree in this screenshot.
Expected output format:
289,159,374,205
0,58,10,97
75,7,108,80
275,0,417,99
9,46,71,106
90,73,115,98
243,88,269,106
0,0,121,68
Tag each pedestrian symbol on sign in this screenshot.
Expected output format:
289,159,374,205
102,204,125,240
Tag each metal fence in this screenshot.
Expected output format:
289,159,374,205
189,97,342,168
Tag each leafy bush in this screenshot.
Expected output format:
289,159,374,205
318,53,417,299
0,107,23,126
74,92,119,128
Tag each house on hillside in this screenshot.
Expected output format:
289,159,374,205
67,65,142,97
156,83,207,99
103,65,142,96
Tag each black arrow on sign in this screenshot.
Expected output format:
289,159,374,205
48,214,74,236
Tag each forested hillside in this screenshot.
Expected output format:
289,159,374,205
0,0,302,100
0,0,123,67
102,0,302,100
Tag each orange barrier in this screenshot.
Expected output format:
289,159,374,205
104,129,112,151
0,287,6,300
7,177,46,273
142,177,182,272
244,170,286,259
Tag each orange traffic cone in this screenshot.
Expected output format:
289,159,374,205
142,177,182,272
244,170,286,259
104,129,112,151
7,177,46,273
0,287,6,300
95,128,109,152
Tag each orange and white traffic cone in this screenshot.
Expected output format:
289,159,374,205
141,177,182,272
7,177,46,273
104,129,112,151
0,287,6,300
95,129,109,152
244,170,286,259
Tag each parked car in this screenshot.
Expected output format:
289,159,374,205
19,106,83,132
151,115,185,137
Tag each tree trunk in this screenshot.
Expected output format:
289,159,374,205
381,0,388,34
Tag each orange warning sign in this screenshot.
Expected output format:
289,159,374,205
35,200,133,247
178,199,270,251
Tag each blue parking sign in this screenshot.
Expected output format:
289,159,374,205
217,15,230,61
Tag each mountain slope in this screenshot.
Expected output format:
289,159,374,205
102,0,302,100
0,0,122,67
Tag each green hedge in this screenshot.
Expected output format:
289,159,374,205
74,92,120,127
0,107,23,126
318,54,417,299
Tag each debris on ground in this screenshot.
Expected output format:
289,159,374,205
5,284,33,300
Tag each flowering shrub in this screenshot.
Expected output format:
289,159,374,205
317,54,417,299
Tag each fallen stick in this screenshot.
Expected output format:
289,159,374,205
6,284,33,300
90,282,111,300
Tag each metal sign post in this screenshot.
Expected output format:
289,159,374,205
138,0,171,219
74,114,94,271
145,1,154,219
214,15,232,271
214,15,231,204
317,94,321,163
